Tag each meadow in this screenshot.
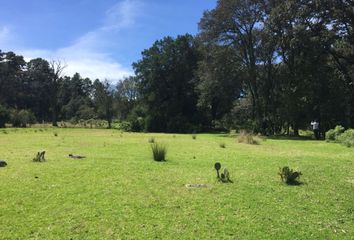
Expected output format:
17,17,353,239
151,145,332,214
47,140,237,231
0,128,353,239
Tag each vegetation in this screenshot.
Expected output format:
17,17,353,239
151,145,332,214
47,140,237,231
278,166,302,185
237,131,259,145
0,129,352,239
151,143,167,161
326,125,354,147
1,0,353,133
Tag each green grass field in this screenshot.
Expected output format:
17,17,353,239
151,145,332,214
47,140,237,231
0,128,353,239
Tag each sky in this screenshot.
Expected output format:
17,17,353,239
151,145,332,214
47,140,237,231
0,0,216,82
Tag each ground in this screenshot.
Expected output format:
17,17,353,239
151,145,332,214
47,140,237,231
0,128,353,239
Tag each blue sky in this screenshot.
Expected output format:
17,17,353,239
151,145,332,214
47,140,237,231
0,0,216,82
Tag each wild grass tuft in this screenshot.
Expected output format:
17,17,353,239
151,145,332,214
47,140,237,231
192,134,197,140
151,143,167,161
237,130,259,145
219,142,226,148
148,137,155,143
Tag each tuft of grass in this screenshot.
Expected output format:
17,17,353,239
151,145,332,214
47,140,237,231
151,143,167,161
278,166,302,185
219,142,226,148
192,134,197,140
148,137,155,143
237,130,259,145
53,132,58,137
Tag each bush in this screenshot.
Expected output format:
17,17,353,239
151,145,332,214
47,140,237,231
10,109,36,127
326,125,345,142
337,129,354,147
237,130,259,145
279,166,302,185
151,143,167,161
0,105,10,128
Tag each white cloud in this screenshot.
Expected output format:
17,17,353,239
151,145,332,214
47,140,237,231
4,0,144,83
0,26,11,46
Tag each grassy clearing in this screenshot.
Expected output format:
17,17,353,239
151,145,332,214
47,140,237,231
0,128,353,239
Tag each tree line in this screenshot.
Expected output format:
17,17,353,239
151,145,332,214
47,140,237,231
1,0,353,134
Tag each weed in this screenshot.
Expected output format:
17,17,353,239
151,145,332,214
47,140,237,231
151,143,167,161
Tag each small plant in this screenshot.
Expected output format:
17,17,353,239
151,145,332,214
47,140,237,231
279,166,302,185
192,134,197,140
33,151,46,162
148,137,155,143
53,132,58,137
151,143,167,161
214,162,232,183
237,130,259,145
219,142,226,148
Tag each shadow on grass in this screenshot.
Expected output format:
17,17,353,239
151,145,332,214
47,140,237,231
284,180,304,186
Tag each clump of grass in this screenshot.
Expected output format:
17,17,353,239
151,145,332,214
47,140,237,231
53,132,58,137
219,142,226,148
192,134,197,140
151,143,167,161
278,166,302,185
2,130,8,134
237,130,259,145
148,137,155,143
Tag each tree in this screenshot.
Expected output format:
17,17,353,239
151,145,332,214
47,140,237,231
133,34,202,132
114,76,138,120
93,79,114,128
199,0,268,130
49,60,66,126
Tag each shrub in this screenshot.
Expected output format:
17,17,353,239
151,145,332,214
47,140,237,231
219,142,226,148
10,109,36,127
337,129,354,147
148,137,155,143
151,143,167,161
0,105,10,128
326,125,345,142
237,130,259,145
278,166,302,185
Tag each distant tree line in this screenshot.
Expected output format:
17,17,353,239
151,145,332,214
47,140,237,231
1,0,353,134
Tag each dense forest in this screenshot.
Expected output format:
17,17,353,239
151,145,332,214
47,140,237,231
0,0,353,134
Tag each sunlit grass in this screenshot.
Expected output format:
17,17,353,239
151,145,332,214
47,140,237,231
0,128,353,239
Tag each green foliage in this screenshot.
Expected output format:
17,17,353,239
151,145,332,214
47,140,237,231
326,126,354,147
0,104,10,128
326,125,345,142
219,142,226,148
151,143,167,161
10,109,36,127
192,134,197,140
279,166,302,185
337,129,354,147
148,137,155,143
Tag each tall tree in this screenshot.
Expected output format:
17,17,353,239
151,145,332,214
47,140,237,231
133,34,201,132
93,79,114,128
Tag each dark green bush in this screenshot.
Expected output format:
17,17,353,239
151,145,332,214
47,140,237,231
151,143,167,161
0,105,10,128
279,166,302,185
10,109,36,127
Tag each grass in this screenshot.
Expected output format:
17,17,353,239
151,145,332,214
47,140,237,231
0,128,353,239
